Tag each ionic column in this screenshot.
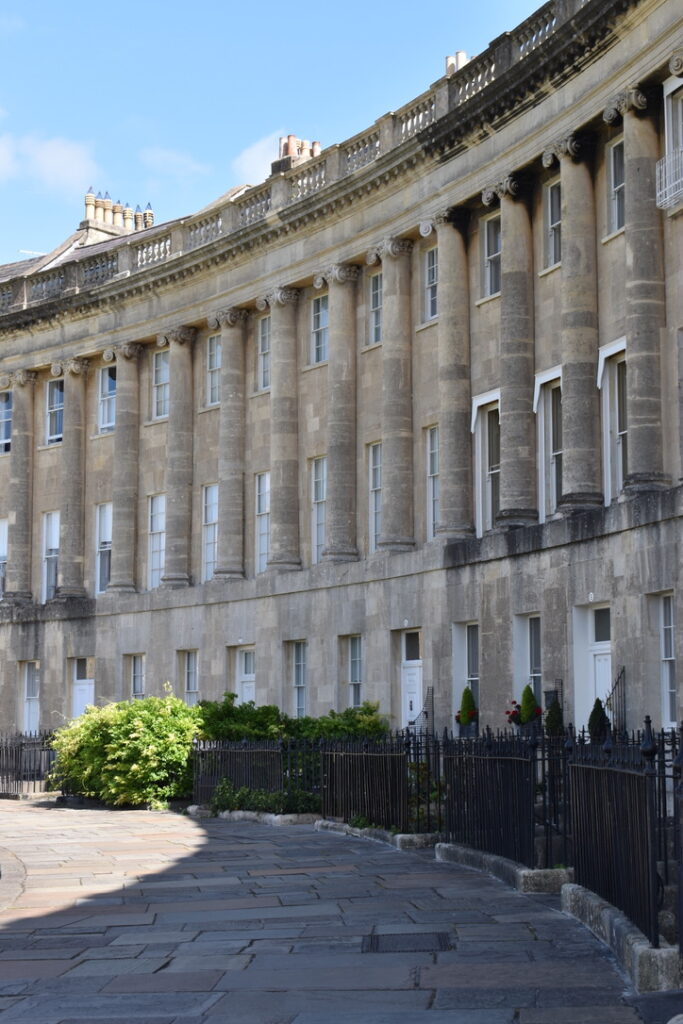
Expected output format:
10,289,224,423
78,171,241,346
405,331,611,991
543,135,603,510
314,264,359,561
483,177,537,526
56,358,88,597
213,308,247,579
3,370,36,601
108,344,141,592
604,88,668,491
372,237,415,551
160,326,196,587
421,211,474,537
257,287,301,571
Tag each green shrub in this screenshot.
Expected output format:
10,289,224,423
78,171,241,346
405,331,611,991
210,778,321,816
456,686,478,728
519,684,542,725
197,695,388,742
545,696,564,736
588,698,610,742
50,694,200,809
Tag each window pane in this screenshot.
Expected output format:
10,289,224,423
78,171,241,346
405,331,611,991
404,631,420,661
594,607,611,642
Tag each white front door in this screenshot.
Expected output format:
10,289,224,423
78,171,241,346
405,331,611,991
573,606,612,731
236,648,256,705
72,680,94,719
71,658,94,719
400,630,422,728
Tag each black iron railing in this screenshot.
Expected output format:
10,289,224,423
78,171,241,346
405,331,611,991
0,732,55,796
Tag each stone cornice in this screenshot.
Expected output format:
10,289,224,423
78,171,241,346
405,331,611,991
0,0,660,340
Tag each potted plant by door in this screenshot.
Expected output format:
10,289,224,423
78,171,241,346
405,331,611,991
505,684,542,733
456,686,478,737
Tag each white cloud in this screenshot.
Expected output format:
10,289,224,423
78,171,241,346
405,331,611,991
0,132,99,194
19,135,99,193
139,146,211,180
0,134,18,182
230,131,283,186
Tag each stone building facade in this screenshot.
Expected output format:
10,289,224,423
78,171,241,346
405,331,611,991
0,0,681,735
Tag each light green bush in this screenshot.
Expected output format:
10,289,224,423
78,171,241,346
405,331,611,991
50,694,200,809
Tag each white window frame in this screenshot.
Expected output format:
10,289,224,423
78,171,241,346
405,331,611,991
545,178,561,267
152,349,170,420
534,367,563,522
311,456,327,564
148,494,166,588
424,247,438,321
236,647,256,705
454,622,480,714
597,338,627,504
257,316,271,391
0,516,7,595
130,654,145,699
95,502,112,594
292,640,307,718
607,137,625,234
182,650,199,706
471,390,501,537
481,213,501,298
255,471,270,574
23,661,40,733
42,510,59,601
0,390,12,453
98,366,116,433
201,483,218,582
368,442,382,553
349,634,362,709
206,335,221,407
661,593,676,727
528,615,542,705
46,379,64,445
426,425,440,540
368,272,382,345
664,78,683,154
311,294,329,364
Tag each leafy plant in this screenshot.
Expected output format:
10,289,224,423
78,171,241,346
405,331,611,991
197,695,388,742
588,698,610,743
545,696,564,736
49,694,200,809
455,686,478,728
505,685,542,727
210,778,321,816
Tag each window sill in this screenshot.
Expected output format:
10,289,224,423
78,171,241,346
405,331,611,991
142,417,168,427
601,226,625,245
362,342,382,353
415,318,438,333
248,387,271,399
89,429,114,441
538,262,561,278
302,361,328,373
37,442,62,451
475,292,500,308
198,404,220,415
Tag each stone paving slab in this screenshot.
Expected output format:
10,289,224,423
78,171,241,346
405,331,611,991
0,800,679,1024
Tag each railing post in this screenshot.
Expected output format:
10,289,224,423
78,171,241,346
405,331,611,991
672,723,683,958
563,725,575,869
641,716,660,948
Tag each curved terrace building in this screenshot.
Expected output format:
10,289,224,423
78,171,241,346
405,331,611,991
0,0,682,735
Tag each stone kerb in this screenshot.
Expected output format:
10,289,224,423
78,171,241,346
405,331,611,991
435,841,574,894
562,882,682,993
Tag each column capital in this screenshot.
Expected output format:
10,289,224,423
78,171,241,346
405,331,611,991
542,133,582,167
372,237,414,263
313,264,360,289
210,308,249,330
10,369,37,388
418,210,452,237
670,49,683,77
255,287,299,311
51,358,88,377
158,325,197,347
482,175,520,206
118,342,144,360
603,87,647,124
102,348,116,363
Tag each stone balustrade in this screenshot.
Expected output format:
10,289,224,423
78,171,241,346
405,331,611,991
135,235,172,268
81,252,119,287
187,212,224,250
236,185,272,227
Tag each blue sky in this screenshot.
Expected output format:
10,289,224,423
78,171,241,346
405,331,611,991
0,0,540,267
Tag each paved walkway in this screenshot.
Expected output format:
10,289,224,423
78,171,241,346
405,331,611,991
0,799,681,1024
